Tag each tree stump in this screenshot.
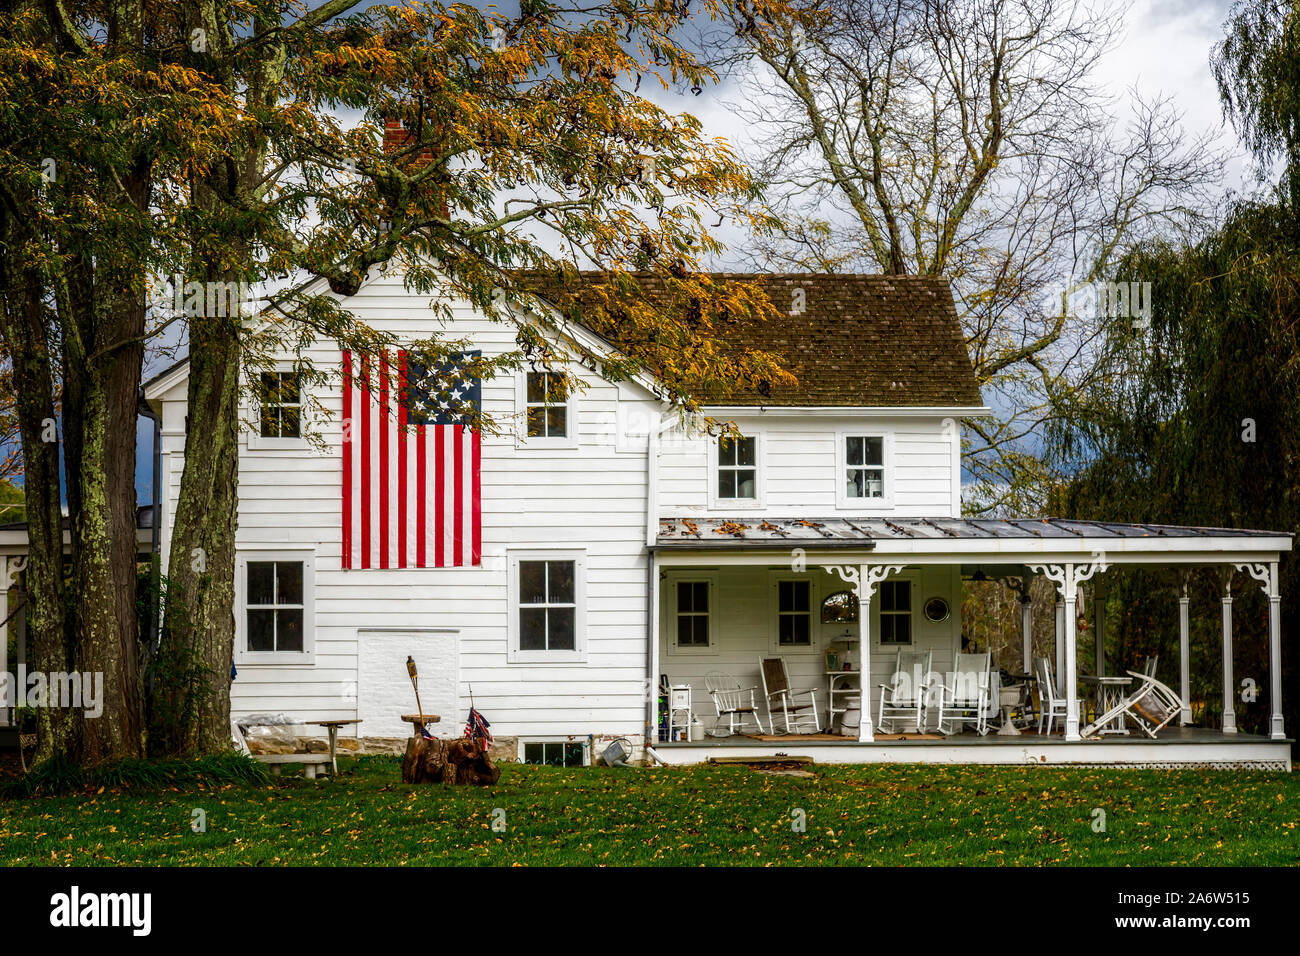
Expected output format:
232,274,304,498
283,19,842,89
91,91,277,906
402,736,500,785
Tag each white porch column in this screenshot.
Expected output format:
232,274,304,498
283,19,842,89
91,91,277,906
1030,560,1106,742
858,570,874,743
1020,593,1033,675
1062,570,1080,739
0,570,8,727
1054,599,1064,692
1178,577,1192,725
1094,582,1107,678
1221,574,1236,734
1268,562,1284,740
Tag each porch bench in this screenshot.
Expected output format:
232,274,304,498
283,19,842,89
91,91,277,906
256,753,332,779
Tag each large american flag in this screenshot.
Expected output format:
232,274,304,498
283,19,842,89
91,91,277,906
341,348,481,569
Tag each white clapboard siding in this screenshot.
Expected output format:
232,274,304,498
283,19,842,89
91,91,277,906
155,269,658,738
657,414,959,518
658,565,961,730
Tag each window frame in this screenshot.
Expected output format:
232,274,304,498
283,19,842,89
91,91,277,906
662,571,720,656
507,549,587,663
247,363,309,450
766,572,819,654
874,575,916,649
707,431,764,510
515,368,579,450
518,738,590,766
835,430,894,509
234,546,316,665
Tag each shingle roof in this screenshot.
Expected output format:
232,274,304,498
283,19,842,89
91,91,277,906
534,272,984,408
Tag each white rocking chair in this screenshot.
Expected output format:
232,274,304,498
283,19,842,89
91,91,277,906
877,649,932,734
704,671,763,737
759,657,819,735
936,652,993,735
1082,671,1185,739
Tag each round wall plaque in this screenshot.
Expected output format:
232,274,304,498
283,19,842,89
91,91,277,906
923,596,950,623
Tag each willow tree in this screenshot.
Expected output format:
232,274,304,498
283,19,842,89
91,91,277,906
146,0,797,755
711,0,1222,513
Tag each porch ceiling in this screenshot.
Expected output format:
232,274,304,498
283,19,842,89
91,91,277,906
655,516,1292,563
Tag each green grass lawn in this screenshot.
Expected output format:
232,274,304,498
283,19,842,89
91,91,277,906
1,756,1297,866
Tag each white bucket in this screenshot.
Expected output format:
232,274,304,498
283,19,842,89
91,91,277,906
840,706,861,736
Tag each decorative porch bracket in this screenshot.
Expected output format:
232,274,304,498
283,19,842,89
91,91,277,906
1028,558,1108,741
1234,562,1285,740
821,563,905,742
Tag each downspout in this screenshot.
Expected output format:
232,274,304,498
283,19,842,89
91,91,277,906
644,416,660,752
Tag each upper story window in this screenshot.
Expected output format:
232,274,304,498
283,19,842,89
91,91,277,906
717,436,756,499
518,370,578,449
836,432,891,508
879,579,912,645
258,371,302,439
236,549,315,664
845,436,884,498
509,551,587,662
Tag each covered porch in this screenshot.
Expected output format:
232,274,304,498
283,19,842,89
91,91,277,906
651,517,1293,770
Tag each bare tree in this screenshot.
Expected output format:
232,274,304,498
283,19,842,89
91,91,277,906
713,0,1223,512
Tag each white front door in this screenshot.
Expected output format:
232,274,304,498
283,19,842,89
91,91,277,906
358,628,459,738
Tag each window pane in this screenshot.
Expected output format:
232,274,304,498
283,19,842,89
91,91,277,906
693,582,709,611
546,407,567,437
778,615,798,645
519,561,547,604
547,561,575,604
523,742,544,764
526,406,546,437
863,436,883,466
892,615,910,644
527,372,547,403
884,581,910,611
791,615,810,644
736,470,756,498
718,470,736,499
519,607,547,650
278,372,300,404
847,469,866,498
260,406,278,438
276,609,304,652
276,562,303,605
562,742,585,766
846,436,863,466
247,609,275,651
247,562,275,605
280,407,301,439
677,582,695,613
677,616,695,645
736,437,756,466
548,607,575,650
718,437,737,466
691,616,709,646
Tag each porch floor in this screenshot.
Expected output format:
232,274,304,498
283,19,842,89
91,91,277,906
651,725,1292,770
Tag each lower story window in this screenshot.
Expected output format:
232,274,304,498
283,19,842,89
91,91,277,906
777,580,812,646
522,741,587,766
880,580,912,645
246,560,304,652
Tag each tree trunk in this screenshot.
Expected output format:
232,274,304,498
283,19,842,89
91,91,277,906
403,737,501,785
155,312,242,756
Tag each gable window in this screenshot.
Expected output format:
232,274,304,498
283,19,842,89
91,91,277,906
522,741,588,766
258,371,302,439
717,436,757,499
236,549,315,664
777,580,812,647
526,371,568,438
676,581,710,648
845,436,885,498
879,580,912,645
509,551,587,662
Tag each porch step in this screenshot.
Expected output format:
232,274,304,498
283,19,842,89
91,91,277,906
707,755,814,766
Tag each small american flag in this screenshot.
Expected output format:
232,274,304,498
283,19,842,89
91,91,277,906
342,349,481,569
464,707,493,751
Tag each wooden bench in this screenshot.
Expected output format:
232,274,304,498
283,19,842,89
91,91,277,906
231,718,332,778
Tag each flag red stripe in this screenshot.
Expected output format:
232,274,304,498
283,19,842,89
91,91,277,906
378,356,389,569
359,355,371,570
454,424,464,566
342,351,352,569
472,428,481,564
434,426,445,567
397,351,408,569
